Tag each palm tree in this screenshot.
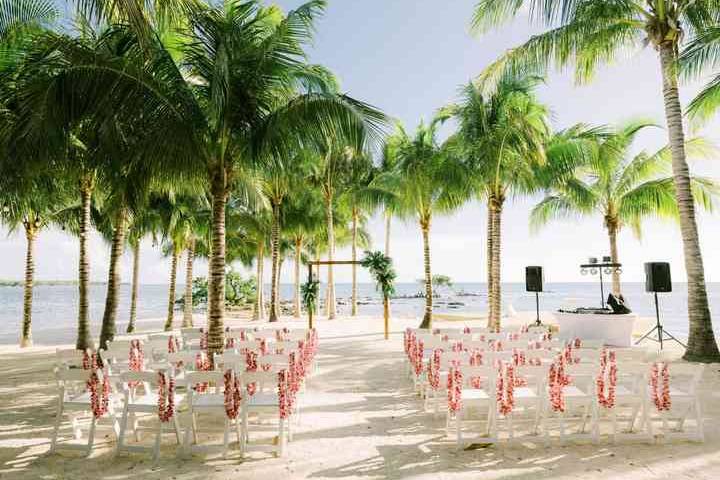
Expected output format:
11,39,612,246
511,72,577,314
531,121,718,297
448,75,550,330
15,2,384,359
471,0,720,360
382,119,469,329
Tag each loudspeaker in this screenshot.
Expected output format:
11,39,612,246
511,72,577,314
525,266,544,292
645,262,672,293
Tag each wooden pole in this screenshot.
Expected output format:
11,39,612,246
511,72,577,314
383,296,389,340
307,263,314,330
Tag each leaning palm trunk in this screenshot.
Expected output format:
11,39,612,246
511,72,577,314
351,208,358,316
164,244,180,331
488,196,503,331
418,218,433,329
486,198,495,329
324,192,337,319
269,201,281,322
207,172,227,359
658,44,720,361
99,208,128,350
606,219,622,297
76,177,93,350
127,241,140,333
20,224,37,348
183,240,195,328
253,244,265,320
384,210,391,256
293,237,302,318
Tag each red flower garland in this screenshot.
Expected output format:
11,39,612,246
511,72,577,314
193,352,212,393
223,369,242,419
650,362,671,411
128,340,144,388
413,340,424,377
85,353,110,418
278,370,292,420
157,371,175,422
496,362,516,415
463,326,471,334
245,351,258,396
427,349,442,391
447,366,462,414
596,348,617,409
548,356,570,412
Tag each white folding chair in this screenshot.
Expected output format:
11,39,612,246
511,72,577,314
645,363,704,442
540,363,599,445
50,368,121,456
240,370,292,457
55,348,92,370
598,361,653,443
182,370,242,457
492,363,546,442
449,365,496,449
115,370,184,461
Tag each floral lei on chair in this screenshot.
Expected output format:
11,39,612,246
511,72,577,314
224,369,242,419
596,348,617,409
447,366,462,414
496,362,516,415
548,355,571,412
85,353,111,418
650,362,671,411
128,340,144,388
413,340,424,377
245,351,259,396
157,371,175,422
193,352,212,393
427,349,442,391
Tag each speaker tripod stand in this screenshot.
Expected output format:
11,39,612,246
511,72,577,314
635,291,686,350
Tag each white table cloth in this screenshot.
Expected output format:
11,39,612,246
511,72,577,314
555,312,637,347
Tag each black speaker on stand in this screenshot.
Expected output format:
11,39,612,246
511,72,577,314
525,266,544,326
635,262,686,350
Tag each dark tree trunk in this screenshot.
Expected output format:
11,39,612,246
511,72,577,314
164,243,180,331
418,218,432,329
99,208,128,350
76,178,93,350
207,170,227,359
127,241,140,333
20,223,37,347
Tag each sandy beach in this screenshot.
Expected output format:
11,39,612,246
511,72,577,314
1,314,719,480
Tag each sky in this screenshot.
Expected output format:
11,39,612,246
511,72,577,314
1,0,719,285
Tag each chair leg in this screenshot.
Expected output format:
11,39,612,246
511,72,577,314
222,418,230,458
191,412,199,444
116,406,130,456
132,413,141,442
86,415,97,457
278,418,285,458
695,398,704,442
50,400,64,453
173,414,182,444
240,410,248,457
456,409,463,451
71,414,82,440
610,410,618,444
152,421,163,462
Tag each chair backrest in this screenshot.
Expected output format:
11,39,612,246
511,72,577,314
285,330,308,342
182,329,204,341
581,339,605,349
213,352,247,370
613,348,647,363
458,365,496,389
253,329,277,340
148,338,173,356
439,351,469,369
112,334,150,342
167,351,202,367
564,363,599,390
55,348,89,369
462,340,487,352
483,333,504,341
258,354,290,370
240,370,279,393
442,331,465,341
186,370,226,398
487,351,514,363
504,341,528,350
662,362,704,394
516,364,548,389
573,348,601,363
423,337,445,350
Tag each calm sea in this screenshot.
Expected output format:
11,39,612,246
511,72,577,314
1,282,719,345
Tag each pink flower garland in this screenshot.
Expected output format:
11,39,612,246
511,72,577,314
650,362,671,411
223,369,242,419
245,351,258,396
157,371,175,422
85,353,110,418
427,349,442,391
496,362,516,416
128,340,144,388
225,327,235,349
548,356,570,412
413,340,424,377
278,370,292,420
193,352,212,393
596,348,617,409
469,350,483,388
463,326,471,334
447,367,462,414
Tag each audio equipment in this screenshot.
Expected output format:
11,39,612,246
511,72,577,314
636,262,684,350
525,266,544,325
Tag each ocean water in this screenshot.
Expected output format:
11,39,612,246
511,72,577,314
1,282,719,345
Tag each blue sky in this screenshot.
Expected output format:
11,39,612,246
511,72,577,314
1,0,719,285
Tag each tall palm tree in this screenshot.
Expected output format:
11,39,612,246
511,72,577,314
382,118,469,329
448,75,550,329
15,2,384,359
471,0,720,360
532,121,718,297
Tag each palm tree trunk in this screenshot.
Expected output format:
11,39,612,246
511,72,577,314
127,241,140,333
20,223,37,348
418,218,432,329
183,239,195,328
293,237,302,318
76,177,93,350
658,43,720,361
99,208,128,350
384,210,391,256
208,170,227,359
253,244,265,320
164,244,180,331
607,219,622,297
269,200,281,322
488,196,503,331
351,207,358,316
486,197,495,329
324,191,337,319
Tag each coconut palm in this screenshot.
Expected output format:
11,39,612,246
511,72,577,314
471,0,720,360
382,118,469,329
14,1,384,359
447,75,550,330
531,121,718,297
361,250,396,340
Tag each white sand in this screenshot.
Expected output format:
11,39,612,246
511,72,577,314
0,314,719,479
